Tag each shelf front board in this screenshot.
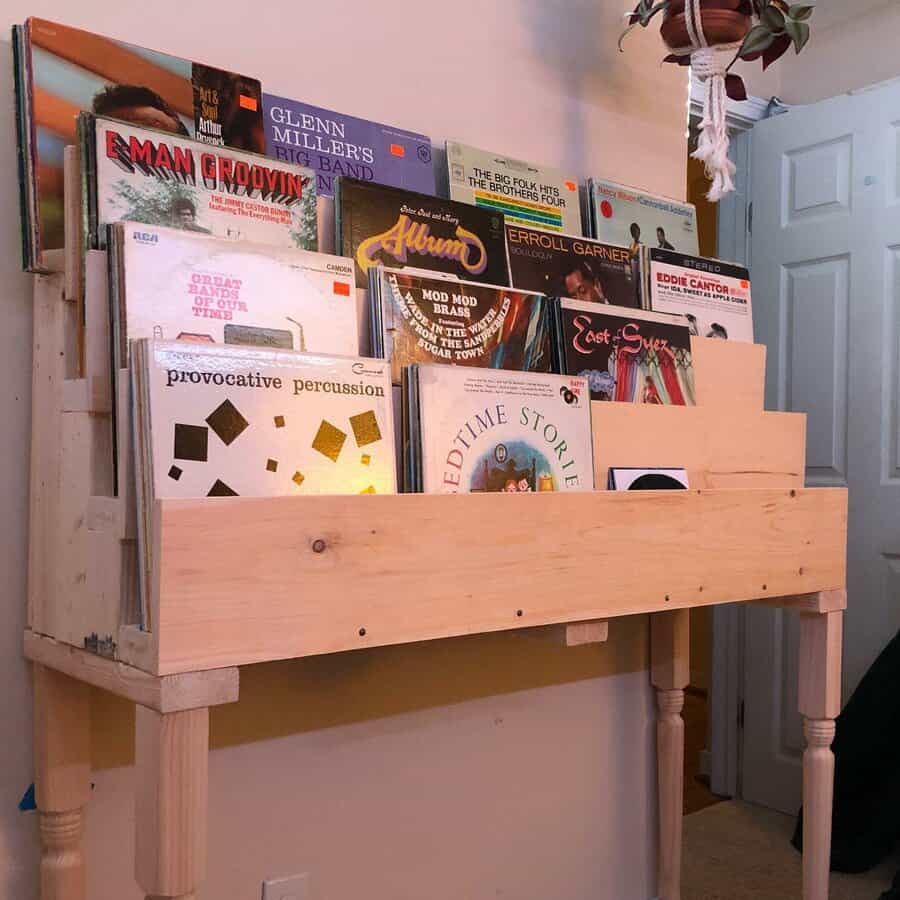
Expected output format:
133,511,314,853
150,488,847,675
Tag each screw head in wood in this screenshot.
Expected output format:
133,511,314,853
312,538,327,553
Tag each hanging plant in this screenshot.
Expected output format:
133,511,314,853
619,0,815,201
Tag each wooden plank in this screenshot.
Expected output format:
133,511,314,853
591,403,806,491
651,609,689,900
560,620,609,646
153,488,847,674
33,664,91,812
135,707,209,897
751,589,847,614
799,610,842,899
83,250,110,408
799,611,843,720
52,411,100,646
536,620,609,647
33,664,91,900
28,273,69,633
651,609,690,690
117,625,159,673
61,377,111,414
691,336,765,411
24,631,238,712
63,145,80,303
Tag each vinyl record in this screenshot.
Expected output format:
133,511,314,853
628,473,688,491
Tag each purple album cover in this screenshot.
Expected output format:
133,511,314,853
263,95,435,198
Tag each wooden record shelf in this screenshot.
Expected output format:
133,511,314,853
26,243,847,900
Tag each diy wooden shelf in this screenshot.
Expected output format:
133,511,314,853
25,233,848,899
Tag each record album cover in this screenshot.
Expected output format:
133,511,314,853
14,17,265,270
84,115,317,253
446,141,581,235
336,178,510,289
408,364,593,494
588,178,699,256
648,248,753,343
371,268,552,384
505,224,640,308
608,468,689,490
264,95,434,198
112,222,357,369
554,299,695,405
135,341,395,500
132,341,396,618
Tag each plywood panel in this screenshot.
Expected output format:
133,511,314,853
691,337,765,411
592,403,806,490
25,631,238,713
154,488,847,674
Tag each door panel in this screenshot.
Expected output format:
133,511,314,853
784,256,849,485
783,135,853,225
744,83,900,814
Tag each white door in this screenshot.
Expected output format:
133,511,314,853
743,79,900,814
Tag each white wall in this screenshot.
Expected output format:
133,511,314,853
0,3,689,898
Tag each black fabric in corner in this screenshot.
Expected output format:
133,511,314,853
792,627,900,873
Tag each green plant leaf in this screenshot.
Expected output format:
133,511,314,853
762,6,785,30
789,4,815,20
725,74,748,101
618,0,670,47
618,21,641,51
784,17,810,51
762,32,792,69
739,24,776,57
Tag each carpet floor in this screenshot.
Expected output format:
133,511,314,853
682,801,898,900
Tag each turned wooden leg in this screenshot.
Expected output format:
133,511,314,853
135,706,209,900
799,609,842,900
651,609,690,900
33,664,92,900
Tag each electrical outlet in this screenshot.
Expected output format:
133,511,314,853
261,872,309,900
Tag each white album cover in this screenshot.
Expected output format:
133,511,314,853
114,223,358,367
648,248,754,343
413,364,593,494
446,141,582,235
589,177,698,256
138,341,396,500
91,115,317,250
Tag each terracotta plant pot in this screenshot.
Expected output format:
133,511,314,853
661,0,752,50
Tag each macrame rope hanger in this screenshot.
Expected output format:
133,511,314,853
672,0,742,201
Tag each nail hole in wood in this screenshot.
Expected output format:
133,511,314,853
762,584,768,591
799,567,804,575
312,539,327,553
790,490,796,497
698,586,703,593
665,595,671,602
516,609,523,617
358,627,366,637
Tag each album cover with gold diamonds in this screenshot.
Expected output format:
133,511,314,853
132,340,395,618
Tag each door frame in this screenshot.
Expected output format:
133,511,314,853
689,75,769,798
